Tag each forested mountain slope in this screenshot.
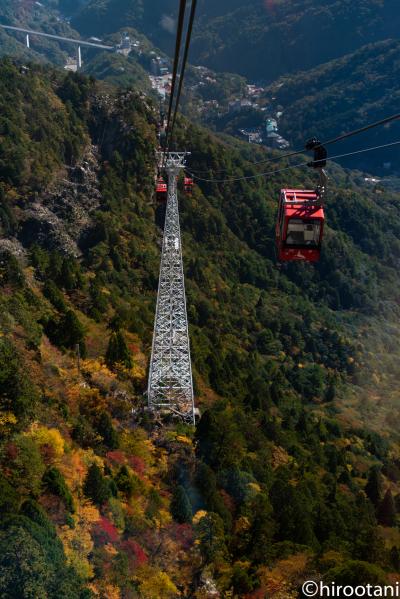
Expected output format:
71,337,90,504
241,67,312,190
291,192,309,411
70,0,400,82
1,60,400,597
264,38,400,172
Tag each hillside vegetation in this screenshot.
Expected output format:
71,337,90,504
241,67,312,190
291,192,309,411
70,0,400,81
0,60,400,598
264,38,400,172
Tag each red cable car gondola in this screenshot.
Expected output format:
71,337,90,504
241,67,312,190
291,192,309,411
156,177,167,202
275,189,324,263
184,177,194,195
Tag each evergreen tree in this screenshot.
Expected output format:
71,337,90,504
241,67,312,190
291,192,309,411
62,310,86,352
0,338,38,421
170,485,192,523
296,411,310,435
43,280,67,312
377,489,396,527
0,250,24,287
0,474,19,515
325,382,336,402
105,330,132,369
326,560,386,586
83,463,111,506
89,281,108,321
231,563,254,594
0,526,52,598
195,512,227,563
61,258,79,290
195,462,232,528
391,546,400,571
96,412,119,449
114,465,137,498
244,493,275,563
46,310,86,356
42,467,75,512
270,478,318,548
365,466,383,507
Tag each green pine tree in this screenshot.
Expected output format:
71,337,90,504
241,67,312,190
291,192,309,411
377,489,396,527
391,546,400,571
365,466,383,507
105,330,132,369
170,485,192,524
83,463,111,506
96,412,119,449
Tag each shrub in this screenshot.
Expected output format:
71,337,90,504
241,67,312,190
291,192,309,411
114,465,140,498
121,539,148,570
29,426,65,462
92,516,119,545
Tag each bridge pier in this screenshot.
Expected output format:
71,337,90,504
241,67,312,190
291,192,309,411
77,45,82,69
26,34,30,48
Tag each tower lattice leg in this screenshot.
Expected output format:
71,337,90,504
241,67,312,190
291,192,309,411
148,155,195,424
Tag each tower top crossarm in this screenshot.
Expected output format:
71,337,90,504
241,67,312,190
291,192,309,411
157,151,190,174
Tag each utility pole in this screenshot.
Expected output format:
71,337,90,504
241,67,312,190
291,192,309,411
147,152,195,425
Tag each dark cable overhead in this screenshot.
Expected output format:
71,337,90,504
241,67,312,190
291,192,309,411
189,112,400,174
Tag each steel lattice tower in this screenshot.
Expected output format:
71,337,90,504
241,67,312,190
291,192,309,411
147,153,195,424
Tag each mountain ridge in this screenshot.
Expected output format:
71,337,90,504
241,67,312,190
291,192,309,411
69,0,400,82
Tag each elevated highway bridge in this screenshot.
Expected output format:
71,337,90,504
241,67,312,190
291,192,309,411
0,24,114,68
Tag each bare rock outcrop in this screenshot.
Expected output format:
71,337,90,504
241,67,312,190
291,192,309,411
18,145,102,256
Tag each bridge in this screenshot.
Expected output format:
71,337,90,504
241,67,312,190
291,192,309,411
0,24,115,69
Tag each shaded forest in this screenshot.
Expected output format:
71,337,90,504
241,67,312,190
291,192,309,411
0,60,400,598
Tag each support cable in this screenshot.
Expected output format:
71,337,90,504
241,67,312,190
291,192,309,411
163,0,188,166
189,112,400,174
187,140,400,184
168,0,198,150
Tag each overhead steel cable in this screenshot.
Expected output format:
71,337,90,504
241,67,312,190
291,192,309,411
187,140,400,184
168,0,198,149
163,0,188,166
189,112,400,174
322,112,400,148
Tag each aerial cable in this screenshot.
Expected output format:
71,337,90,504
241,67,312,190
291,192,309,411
187,139,400,184
167,0,198,151
189,112,400,174
322,112,400,148
163,0,188,166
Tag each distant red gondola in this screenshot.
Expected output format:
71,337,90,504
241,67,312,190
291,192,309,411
184,177,194,195
156,177,167,202
275,189,324,262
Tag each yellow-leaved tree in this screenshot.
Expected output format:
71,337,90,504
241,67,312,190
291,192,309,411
59,501,100,580
26,424,65,462
137,567,179,599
